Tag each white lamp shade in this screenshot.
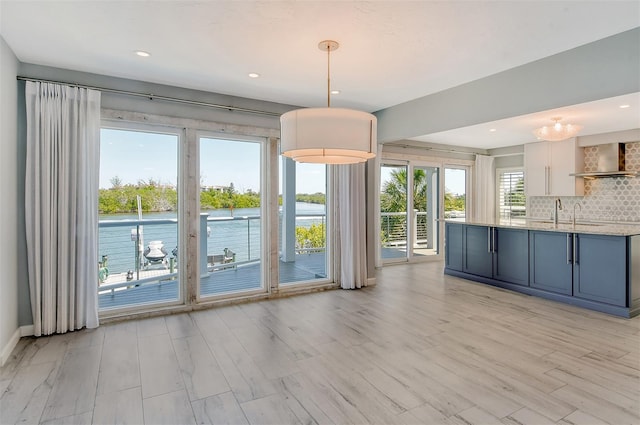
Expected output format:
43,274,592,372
280,107,377,164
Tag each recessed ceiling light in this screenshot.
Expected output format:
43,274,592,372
248,73,260,78
619,104,630,109
135,50,151,57
489,128,497,132
331,90,340,95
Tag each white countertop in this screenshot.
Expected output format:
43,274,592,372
445,219,640,236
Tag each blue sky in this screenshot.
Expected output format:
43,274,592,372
101,129,465,195
100,129,177,189
100,129,325,193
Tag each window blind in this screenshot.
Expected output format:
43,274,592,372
498,170,526,221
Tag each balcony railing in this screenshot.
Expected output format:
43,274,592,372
380,210,434,248
98,212,327,293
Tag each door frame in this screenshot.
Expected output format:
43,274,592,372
377,152,473,267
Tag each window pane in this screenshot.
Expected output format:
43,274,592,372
98,128,180,311
498,170,526,223
444,168,466,221
199,137,263,297
412,166,440,257
279,159,328,285
380,164,408,260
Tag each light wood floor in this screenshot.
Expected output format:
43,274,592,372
1,261,639,424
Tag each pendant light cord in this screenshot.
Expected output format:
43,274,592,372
326,44,331,108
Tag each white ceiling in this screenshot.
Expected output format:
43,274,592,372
1,1,639,149
410,93,640,149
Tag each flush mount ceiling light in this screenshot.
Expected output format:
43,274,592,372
532,117,583,142
135,50,151,57
280,40,377,164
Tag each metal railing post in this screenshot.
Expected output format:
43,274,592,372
200,213,209,277
136,224,140,280
247,219,251,261
385,215,390,243
412,209,418,249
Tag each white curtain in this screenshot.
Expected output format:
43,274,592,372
332,163,368,289
25,81,101,336
474,154,495,223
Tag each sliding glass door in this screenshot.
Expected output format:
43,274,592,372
411,165,440,258
380,163,409,262
444,167,468,221
98,125,181,312
199,136,265,298
380,161,442,263
279,158,329,285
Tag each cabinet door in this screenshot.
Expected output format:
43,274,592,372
529,231,573,295
463,225,493,278
574,234,627,306
494,228,529,286
445,223,464,271
550,138,584,196
524,142,549,196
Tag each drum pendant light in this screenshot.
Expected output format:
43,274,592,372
280,40,377,164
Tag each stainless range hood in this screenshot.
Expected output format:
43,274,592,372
571,142,638,178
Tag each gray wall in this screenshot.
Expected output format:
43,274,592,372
489,145,524,169
494,155,524,169
16,80,30,326
0,36,20,357
375,28,640,143
19,63,293,129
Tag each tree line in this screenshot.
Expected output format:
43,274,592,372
99,178,326,214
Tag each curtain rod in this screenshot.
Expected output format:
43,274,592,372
490,152,524,158
16,76,282,117
387,142,482,156
387,142,524,157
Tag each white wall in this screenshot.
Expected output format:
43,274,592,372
0,36,20,365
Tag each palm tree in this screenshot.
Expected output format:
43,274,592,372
380,168,427,212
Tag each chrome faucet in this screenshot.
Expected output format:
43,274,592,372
553,198,562,227
573,202,582,228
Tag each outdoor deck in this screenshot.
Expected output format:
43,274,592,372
98,253,326,311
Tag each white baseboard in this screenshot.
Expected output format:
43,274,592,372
0,327,21,367
20,325,34,337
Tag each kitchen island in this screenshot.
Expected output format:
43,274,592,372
444,220,640,317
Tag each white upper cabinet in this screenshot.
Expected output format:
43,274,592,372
524,142,549,196
524,138,584,197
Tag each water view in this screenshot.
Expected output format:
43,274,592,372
99,202,325,278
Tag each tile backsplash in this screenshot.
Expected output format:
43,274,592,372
528,141,640,222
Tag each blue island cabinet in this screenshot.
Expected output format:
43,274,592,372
448,224,528,285
529,231,573,295
493,227,529,286
445,222,464,271
445,222,639,317
462,225,493,278
574,233,627,307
